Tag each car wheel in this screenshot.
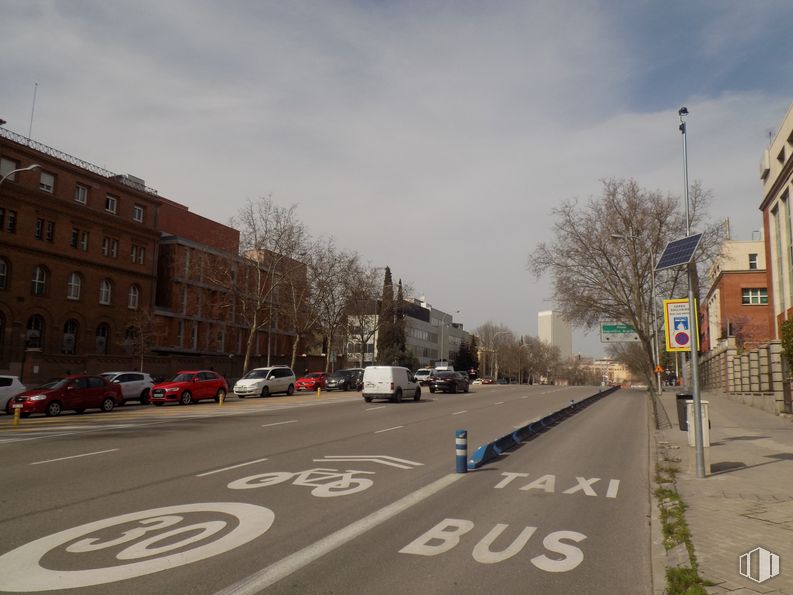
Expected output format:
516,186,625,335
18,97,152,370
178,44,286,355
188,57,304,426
140,389,150,405
464,384,469,393
287,384,295,396
46,401,62,417
429,386,435,393
260,386,270,398
394,388,403,403
215,388,226,403
451,384,457,394
5,401,11,415
414,388,421,401
101,397,115,413
180,391,193,405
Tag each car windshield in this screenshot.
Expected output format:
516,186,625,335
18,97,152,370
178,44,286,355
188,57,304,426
37,379,66,389
415,370,430,376
243,370,270,379
437,372,455,378
99,373,115,380
304,373,323,379
328,373,344,380
171,373,195,382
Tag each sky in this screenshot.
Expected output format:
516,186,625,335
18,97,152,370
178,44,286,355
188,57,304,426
3,1,793,358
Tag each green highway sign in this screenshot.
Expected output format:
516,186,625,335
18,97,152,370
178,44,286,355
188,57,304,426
600,322,640,342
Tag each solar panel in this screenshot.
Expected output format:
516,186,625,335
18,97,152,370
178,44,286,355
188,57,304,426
655,233,703,271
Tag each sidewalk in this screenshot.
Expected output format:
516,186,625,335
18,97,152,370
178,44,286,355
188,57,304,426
656,389,793,594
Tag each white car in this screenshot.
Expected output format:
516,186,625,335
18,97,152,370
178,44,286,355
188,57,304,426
362,366,421,403
1,376,26,414
99,371,155,405
233,366,296,398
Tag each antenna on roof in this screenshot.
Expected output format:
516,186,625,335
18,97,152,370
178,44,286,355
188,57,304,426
27,82,38,142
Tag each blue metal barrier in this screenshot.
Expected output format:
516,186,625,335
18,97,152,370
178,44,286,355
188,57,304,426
467,386,619,470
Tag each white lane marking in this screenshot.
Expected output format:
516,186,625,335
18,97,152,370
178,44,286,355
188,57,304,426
30,448,119,465
374,426,404,434
0,503,274,591
521,396,529,399
261,420,298,428
215,474,462,595
365,406,386,412
314,455,423,469
196,458,270,477
452,410,467,416
494,401,504,405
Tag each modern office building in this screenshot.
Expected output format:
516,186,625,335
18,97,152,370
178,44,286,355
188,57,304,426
538,310,573,360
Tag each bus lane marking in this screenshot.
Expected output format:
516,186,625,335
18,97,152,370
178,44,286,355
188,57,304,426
31,449,119,465
374,426,403,434
493,472,620,498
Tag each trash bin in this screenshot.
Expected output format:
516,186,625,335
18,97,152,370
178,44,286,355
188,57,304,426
676,393,692,431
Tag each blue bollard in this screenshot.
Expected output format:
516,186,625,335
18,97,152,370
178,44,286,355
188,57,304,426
456,429,468,473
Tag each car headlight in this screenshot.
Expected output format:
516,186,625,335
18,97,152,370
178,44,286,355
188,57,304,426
165,387,179,393
29,395,47,401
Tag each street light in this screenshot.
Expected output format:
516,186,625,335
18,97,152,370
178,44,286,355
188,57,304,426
0,163,40,186
611,233,662,394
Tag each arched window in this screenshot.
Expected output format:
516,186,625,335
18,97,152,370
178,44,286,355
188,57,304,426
63,319,79,354
124,326,137,355
26,315,44,348
0,258,8,290
99,279,112,305
31,266,47,296
67,272,82,300
96,323,110,354
128,284,140,309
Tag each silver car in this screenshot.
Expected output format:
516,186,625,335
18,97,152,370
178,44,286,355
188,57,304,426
99,371,155,405
1,376,26,414
233,366,296,398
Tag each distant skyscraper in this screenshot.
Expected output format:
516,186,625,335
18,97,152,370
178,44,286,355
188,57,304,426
538,310,573,360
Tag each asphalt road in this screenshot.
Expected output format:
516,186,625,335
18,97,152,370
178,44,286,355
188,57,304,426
0,385,651,594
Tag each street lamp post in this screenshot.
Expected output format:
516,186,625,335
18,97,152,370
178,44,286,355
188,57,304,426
679,106,706,479
0,163,40,186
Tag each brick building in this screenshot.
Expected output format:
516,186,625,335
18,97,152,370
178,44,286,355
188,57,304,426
0,128,306,382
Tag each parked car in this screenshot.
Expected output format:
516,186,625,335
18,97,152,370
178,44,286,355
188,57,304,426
428,371,470,394
413,368,434,386
471,378,483,385
1,375,27,414
325,368,364,391
232,366,296,398
150,370,228,406
99,371,154,405
296,372,327,392
10,375,122,417
362,366,421,403
481,377,495,384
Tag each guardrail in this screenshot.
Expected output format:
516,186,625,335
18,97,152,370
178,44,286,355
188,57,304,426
466,386,620,470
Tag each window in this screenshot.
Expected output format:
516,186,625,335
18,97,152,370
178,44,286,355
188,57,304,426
0,258,7,289
6,210,15,233
749,253,758,270
742,288,768,305
177,320,184,347
39,171,55,193
63,319,78,354
0,157,19,181
133,204,144,223
26,315,44,348
105,195,118,214
96,323,109,354
80,231,89,251
70,228,79,248
131,244,145,264
31,266,47,296
67,272,81,300
102,237,118,258
124,327,137,355
99,279,112,305
111,238,118,258
74,184,88,204
45,221,54,242
128,285,140,309
35,218,43,239
191,322,198,349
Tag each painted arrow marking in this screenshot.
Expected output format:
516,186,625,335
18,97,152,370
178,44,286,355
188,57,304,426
313,455,424,469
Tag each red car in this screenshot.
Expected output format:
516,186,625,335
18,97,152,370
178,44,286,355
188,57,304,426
10,375,122,417
150,370,228,406
295,372,327,392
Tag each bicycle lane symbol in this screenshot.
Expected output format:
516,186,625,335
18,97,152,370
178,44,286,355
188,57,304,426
227,468,375,497
0,502,274,592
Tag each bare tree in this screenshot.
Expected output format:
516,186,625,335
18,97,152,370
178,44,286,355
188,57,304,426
529,178,723,388
344,264,384,367
121,307,163,371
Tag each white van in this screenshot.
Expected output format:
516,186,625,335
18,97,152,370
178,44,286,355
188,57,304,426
362,366,421,403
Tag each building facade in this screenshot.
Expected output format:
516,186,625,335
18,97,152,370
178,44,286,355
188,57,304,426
538,310,573,360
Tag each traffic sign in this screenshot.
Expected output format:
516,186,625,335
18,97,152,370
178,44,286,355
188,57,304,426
663,299,699,352
600,322,639,343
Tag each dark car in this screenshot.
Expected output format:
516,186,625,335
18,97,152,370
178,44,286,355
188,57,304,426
325,368,364,391
10,375,122,417
150,370,228,406
428,371,470,394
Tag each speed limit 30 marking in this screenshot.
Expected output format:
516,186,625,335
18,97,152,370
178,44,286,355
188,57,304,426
0,503,274,592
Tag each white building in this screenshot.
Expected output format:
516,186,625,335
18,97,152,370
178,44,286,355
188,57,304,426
538,310,573,360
